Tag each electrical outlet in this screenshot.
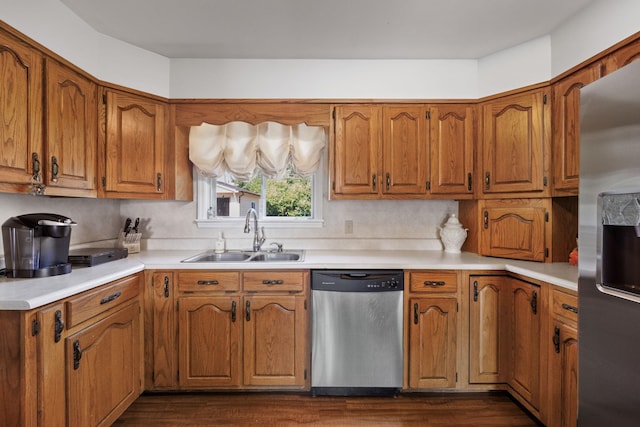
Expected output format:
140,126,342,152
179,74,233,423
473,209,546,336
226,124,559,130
345,220,353,234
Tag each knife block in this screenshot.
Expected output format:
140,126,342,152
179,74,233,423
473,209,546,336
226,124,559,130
118,231,141,254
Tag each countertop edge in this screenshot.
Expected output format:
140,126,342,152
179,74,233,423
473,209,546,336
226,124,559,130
0,250,578,310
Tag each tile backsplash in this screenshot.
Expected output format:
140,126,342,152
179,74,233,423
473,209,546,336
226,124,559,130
0,192,458,261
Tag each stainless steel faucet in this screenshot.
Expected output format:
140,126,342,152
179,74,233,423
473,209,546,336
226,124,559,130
244,208,266,251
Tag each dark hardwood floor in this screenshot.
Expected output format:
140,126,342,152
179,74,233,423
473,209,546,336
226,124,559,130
114,392,541,426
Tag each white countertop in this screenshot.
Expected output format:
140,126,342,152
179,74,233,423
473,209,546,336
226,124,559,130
0,249,578,310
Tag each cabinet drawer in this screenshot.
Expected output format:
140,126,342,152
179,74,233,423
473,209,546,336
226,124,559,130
178,271,240,292
66,274,140,328
409,271,458,293
243,271,306,292
552,289,578,322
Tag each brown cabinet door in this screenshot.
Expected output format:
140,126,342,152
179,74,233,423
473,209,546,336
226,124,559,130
66,302,142,427
177,296,242,388
150,272,176,388
382,104,428,195
37,303,66,427
469,275,509,384
552,64,601,195
104,89,166,197
408,297,457,388
45,58,97,196
332,105,381,197
243,295,307,387
482,89,547,195
548,320,578,427
509,279,541,410
429,104,475,196
479,199,547,262
0,31,43,190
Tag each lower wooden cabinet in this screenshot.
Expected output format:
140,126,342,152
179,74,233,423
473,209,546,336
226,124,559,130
468,275,510,384
0,273,143,426
65,301,142,426
508,278,542,411
548,289,579,427
405,271,459,389
148,269,310,391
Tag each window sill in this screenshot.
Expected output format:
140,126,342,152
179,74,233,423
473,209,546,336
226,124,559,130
195,218,324,229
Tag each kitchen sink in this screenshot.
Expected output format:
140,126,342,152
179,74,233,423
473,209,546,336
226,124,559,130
181,250,304,263
248,252,302,262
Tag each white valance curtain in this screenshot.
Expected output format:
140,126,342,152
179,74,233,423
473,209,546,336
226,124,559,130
189,121,326,180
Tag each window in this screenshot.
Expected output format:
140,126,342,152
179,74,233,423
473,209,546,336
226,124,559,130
195,161,324,228
190,121,326,228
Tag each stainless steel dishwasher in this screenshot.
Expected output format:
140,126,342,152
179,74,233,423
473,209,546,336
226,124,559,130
311,269,403,396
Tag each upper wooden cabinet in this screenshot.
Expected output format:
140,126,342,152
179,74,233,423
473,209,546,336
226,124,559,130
0,30,43,194
551,63,602,195
481,88,550,196
332,104,382,197
332,103,474,199
44,59,98,197
101,89,168,199
429,104,475,196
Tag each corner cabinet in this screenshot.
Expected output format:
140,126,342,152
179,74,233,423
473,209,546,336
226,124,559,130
101,88,168,199
481,88,550,197
147,269,309,391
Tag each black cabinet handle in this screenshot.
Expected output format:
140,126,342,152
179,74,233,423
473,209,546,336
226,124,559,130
100,291,121,305
54,310,64,343
386,173,390,191
32,152,41,181
73,340,82,370
164,276,170,298
262,279,284,285
483,211,489,229
413,303,419,325
553,326,560,354
197,280,220,286
485,172,491,189
51,156,59,182
245,300,251,321
530,290,538,315
424,280,446,287
467,173,473,191
473,281,479,302
561,303,578,314
372,174,377,191
231,301,237,322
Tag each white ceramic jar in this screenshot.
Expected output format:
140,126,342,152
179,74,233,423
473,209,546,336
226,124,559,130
439,214,468,253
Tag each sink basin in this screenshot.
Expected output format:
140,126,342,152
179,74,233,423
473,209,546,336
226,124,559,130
181,250,304,263
181,251,252,263
248,252,302,262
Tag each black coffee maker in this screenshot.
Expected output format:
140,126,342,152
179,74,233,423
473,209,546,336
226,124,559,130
2,213,76,278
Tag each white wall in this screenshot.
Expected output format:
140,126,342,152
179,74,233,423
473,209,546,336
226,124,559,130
477,36,552,97
0,0,170,97
170,59,478,99
551,0,640,76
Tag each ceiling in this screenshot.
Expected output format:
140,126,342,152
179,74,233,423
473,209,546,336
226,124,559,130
60,0,595,60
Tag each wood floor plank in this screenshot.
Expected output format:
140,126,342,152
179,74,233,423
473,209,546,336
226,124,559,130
114,392,540,426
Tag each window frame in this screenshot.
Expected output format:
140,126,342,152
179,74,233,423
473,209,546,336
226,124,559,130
194,159,325,229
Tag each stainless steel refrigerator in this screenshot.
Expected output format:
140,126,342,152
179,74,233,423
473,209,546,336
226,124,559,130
579,59,640,426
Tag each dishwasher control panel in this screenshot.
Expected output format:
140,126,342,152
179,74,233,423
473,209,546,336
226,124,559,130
311,270,404,292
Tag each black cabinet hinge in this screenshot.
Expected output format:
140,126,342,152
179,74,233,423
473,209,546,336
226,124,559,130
332,108,336,120
102,93,107,104
32,319,40,336
543,94,548,104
